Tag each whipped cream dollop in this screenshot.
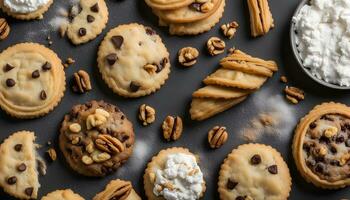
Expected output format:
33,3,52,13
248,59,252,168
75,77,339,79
153,153,204,200
4,0,49,13
293,0,350,86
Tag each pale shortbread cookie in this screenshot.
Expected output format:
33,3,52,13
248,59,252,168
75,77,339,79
153,0,222,23
0,131,42,199
145,0,194,10
41,189,85,200
67,0,109,45
190,96,247,121
0,43,66,118
97,23,171,98
0,0,53,20
144,147,206,200
167,0,225,36
93,179,141,200
218,144,292,200
293,102,350,189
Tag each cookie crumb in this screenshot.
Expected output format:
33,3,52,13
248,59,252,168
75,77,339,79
284,86,304,104
221,21,239,39
47,148,57,161
280,76,288,83
64,57,75,68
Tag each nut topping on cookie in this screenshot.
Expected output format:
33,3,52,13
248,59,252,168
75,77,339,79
178,47,199,67
207,37,225,56
162,116,183,141
208,126,228,148
138,104,156,126
3,63,14,72
111,36,124,49
69,123,81,133
82,155,93,165
95,134,125,154
143,64,157,74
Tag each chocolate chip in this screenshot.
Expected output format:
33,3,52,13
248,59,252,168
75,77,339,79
250,154,261,165
309,122,317,129
156,57,168,73
17,163,26,172
111,35,124,49
3,64,14,72
78,28,87,36
25,187,33,196
42,62,51,71
145,27,155,35
14,144,22,151
236,196,245,200
336,135,345,143
190,3,201,11
321,115,333,121
106,53,117,65
129,81,140,92
121,115,125,120
6,78,15,87
7,176,17,185
330,160,340,166
32,70,40,78
268,165,278,174
330,146,337,154
40,90,47,100
346,139,350,147
90,3,99,12
306,159,316,167
226,179,238,190
87,15,95,23
315,163,325,173
319,136,331,144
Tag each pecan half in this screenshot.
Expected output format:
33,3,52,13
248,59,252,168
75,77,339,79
221,21,239,39
94,180,132,200
72,70,92,93
207,37,225,56
95,134,125,154
178,47,199,67
0,18,10,40
208,126,228,148
138,104,156,126
284,86,304,104
162,116,183,141
143,64,157,74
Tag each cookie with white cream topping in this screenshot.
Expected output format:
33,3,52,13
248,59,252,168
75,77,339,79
144,147,206,200
0,0,53,20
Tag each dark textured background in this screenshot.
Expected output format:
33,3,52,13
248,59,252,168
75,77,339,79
0,0,350,199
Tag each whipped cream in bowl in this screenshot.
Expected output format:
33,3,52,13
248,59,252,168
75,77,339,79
3,0,50,13
291,0,350,89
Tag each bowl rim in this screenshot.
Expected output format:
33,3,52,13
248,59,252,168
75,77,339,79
289,0,350,90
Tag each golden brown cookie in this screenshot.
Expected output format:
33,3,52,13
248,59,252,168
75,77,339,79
145,0,195,10
218,143,292,200
41,189,85,200
144,147,206,200
293,102,350,189
0,43,66,119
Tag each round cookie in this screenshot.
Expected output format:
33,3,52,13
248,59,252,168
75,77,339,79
218,143,291,200
93,179,141,200
0,43,66,119
66,0,109,45
293,102,350,189
97,23,171,98
0,0,53,20
41,189,85,200
154,0,222,23
59,100,135,177
145,0,195,10
144,147,206,200
167,0,225,35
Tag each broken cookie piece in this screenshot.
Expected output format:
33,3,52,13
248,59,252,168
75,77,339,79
285,86,304,104
247,0,274,37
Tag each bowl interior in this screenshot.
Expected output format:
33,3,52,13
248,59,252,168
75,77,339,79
290,0,350,90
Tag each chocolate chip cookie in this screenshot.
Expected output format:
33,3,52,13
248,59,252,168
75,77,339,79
97,23,171,98
293,102,350,189
59,100,135,177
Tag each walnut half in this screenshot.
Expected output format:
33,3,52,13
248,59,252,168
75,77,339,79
178,47,199,67
207,37,225,56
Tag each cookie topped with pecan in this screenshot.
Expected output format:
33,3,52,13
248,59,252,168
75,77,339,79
293,102,350,189
59,100,135,177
